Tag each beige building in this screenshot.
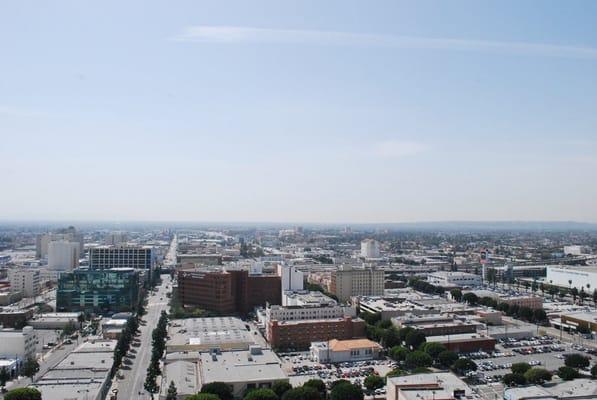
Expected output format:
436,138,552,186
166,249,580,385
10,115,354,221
7,268,41,298
330,265,384,302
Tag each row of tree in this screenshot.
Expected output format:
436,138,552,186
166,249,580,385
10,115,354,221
111,316,139,377
502,355,597,387
145,311,169,396
408,277,445,295
388,342,477,376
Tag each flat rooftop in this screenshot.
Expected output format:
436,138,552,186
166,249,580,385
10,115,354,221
168,317,254,349
199,348,286,384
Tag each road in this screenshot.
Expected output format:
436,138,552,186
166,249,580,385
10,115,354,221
113,274,171,399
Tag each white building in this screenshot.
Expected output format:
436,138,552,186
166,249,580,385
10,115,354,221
36,229,84,259
48,240,80,271
564,245,591,256
330,265,384,302
278,264,304,303
546,266,597,292
105,231,128,245
427,271,482,288
0,326,37,360
7,268,41,297
310,339,382,363
361,239,380,259
386,372,476,400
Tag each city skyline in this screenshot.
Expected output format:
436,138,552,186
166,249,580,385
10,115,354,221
2,1,597,223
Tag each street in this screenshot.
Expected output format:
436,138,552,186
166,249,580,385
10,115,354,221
112,274,171,400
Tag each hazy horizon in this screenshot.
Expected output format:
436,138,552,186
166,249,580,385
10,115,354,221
2,1,596,223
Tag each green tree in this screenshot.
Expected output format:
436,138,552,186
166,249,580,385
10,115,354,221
187,394,221,400
329,382,364,400
421,342,446,359
438,351,458,368
462,293,479,305
201,382,234,400
360,312,381,326
511,362,531,375
451,358,477,374
502,373,526,386
382,328,402,348
533,309,547,323
364,375,384,391
0,367,10,388
329,380,351,390
166,381,178,400
571,287,579,303
244,389,278,400
4,387,42,400
524,368,552,384
565,354,590,369
21,358,39,382
281,386,321,400
397,327,415,344
303,379,327,397
390,346,410,362
405,330,426,350
385,368,407,377
450,288,463,302
558,366,580,381
591,364,597,378
271,381,292,398
405,351,432,369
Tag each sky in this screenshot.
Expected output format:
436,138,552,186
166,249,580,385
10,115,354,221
1,0,597,224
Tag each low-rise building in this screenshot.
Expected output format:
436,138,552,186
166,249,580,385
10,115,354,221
426,333,496,353
310,339,382,363
427,271,482,288
0,326,36,361
167,317,255,353
27,312,81,330
0,309,35,328
392,314,479,337
356,297,436,321
504,378,597,400
386,372,478,400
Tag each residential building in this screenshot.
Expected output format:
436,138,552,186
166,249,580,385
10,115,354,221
7,268,40,297
330,265,384,302
386,372,477,400
427,271,481,288
56,268,140,314
47,240,80,271
89,245,154,270
0,326,36,361
310,339,382,363
361,239,380,259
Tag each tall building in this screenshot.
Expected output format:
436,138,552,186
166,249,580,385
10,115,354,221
178,267,281,315
105,231,128,245
89,245,154,270
7,268,41,298
330,265,384,302
278,264,304,305
36,227,84,259
48,240,80,271
360,239,380,259
56,269,140,314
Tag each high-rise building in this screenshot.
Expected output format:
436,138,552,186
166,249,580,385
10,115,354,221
48,240,80,271
56,269,140,314
36,227,84,259
360,239,380,259
7,268,41,298
89,246,154,270
330,265,384,302
105,231,128,246
278,264,304,305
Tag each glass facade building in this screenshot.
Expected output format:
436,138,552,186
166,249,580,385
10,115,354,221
56,268,140,314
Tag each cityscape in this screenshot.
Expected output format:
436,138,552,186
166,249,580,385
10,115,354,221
2,1,597,400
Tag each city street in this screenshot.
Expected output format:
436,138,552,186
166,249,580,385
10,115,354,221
112,274,171,400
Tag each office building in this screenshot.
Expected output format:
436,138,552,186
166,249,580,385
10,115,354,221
89,245,154,270
177,267,281,315
7,268,41,297
386,372,476,400
361,239,380,259
56,268,140,314
427,271,481,288
330,265,384,302
279,263,304,303
36,227,84,259
105,231,128,245
310,339,382,363
48,240,80,271
0,326,36,361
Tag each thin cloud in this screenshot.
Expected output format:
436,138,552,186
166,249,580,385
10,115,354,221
173,26,597,59
0,106,49,118
372,140,428,159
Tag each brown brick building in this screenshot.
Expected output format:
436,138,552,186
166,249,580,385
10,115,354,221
267,316,366,350
178,268,281,315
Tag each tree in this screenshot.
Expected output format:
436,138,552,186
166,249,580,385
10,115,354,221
329,380,351,390
0,367,10,388
21,358,39,382
462,293,479,305
451,358,477,374
565,354,590,369
390,346,410,361
421,342,446,359
382,328,402,348
591,364,597,378
511,362,531,375
201,382,234,400
558,366,580,381
329,382,364,400
244,389,278,400
405,351,432,369
386,368,407,377
364,375,385,391
438,351,458,368
187,394,221,400
450,288,463,302
272,381,292,398
405,330,426,350
303,379,326,397
397,327,415,344
593,289,597,308
524,368,552,384
571,287,579,303
502,373,526,386
533,309,547,323
361,312,381,326
166,381,178,400
4,388,42,400
282,386,321,400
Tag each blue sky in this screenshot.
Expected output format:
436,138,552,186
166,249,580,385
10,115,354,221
1,1,596,223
